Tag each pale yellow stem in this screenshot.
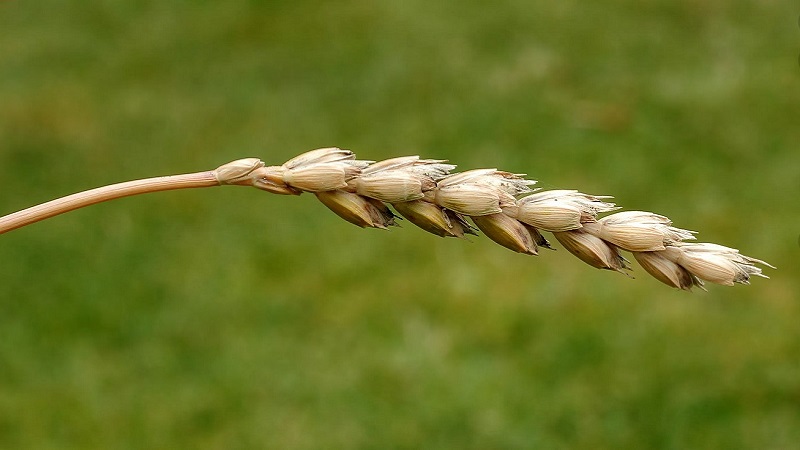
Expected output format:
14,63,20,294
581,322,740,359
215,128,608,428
0,171,220,235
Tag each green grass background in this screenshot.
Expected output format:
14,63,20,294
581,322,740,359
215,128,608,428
1,1,799,448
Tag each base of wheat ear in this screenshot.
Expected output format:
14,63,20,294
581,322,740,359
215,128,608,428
0,148,774,290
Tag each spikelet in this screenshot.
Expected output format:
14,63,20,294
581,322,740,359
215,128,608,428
214,158,265,184
271,148,372,193
632,251,704,290
434,169,534,216
392,200,474,238
471,213,539,255
350,156,454,203
589,211,696,252
552,230,630,273
280,163,354,192
353,171,426,203
346,156,456,203
513,190,618,232
434,183,510,216
515,198,583,231
213,158,302,195
661,243,774,286
315,190,397,229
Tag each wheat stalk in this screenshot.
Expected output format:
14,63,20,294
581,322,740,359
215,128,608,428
0,148,774,289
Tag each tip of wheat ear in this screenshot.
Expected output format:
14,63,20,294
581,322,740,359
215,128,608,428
254,147,772,291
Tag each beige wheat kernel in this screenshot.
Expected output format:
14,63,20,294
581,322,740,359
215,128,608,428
552,230,629,273
471,213,539,255
632,251,704,290
392,200,473,238
590,211,696,252
434,169,533,216
315,190,396,229
513,190,618,232
662,243,773,286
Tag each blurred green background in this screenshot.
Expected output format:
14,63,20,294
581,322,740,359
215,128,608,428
1,1,799,448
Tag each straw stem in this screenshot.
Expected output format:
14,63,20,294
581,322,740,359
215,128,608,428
0,171,219,235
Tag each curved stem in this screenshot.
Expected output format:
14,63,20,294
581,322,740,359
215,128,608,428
0,171,220,235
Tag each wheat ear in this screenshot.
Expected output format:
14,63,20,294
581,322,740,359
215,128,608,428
0,148,774,290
